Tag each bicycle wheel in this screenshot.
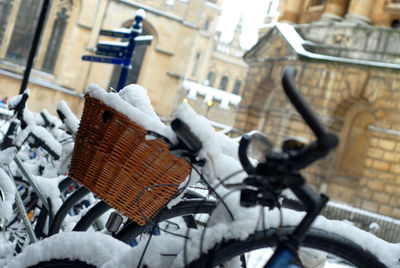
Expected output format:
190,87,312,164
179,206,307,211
6,232,129,268
186,227,387,268
115,198,216,243
72,190,214,236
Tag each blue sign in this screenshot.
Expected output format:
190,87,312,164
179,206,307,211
95,50,124,58
97,43,128,52
99,29,130,38
81,55,125,65
81,9,150,91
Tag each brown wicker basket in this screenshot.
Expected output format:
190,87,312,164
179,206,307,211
69,95,191,225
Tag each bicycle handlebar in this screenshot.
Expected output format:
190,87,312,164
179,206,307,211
9,92,29,115
56,100,79,136
282,67,326,139
170,118,202,153
238,66,338,173
1,92,29,149
282,67,338,151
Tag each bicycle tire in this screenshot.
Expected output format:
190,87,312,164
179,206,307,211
48,187,90,236
72,190,212,233
187,227,387,268
72,200,110,231
115,199,216,243
29,259,96,268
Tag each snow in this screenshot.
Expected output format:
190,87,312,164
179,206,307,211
30,175,65,213
4,232,130,268
56,100,79,136
2,83,400,268
86,83,177,144
7,89,30,110
14,125,62,159
97,40,129,47
0,168,15,222
136,8,146,19
0,147,17,166
40,109,60,128
112,27,130,34
182,79,241,109
135,35,154,42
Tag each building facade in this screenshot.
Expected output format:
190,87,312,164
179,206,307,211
0,0,247,126
236,0,400,224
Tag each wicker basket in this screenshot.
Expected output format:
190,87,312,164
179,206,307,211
69,95,191,226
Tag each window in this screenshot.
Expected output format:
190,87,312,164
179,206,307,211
191,52,200,76
0,0,14,45
218,76,228,91
6,0,43,64
42,7,69,73
0,0,71,73
232,80,241,95
203,19,210,31
206,71,215,87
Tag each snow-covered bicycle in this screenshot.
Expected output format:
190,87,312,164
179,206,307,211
7,67,400,268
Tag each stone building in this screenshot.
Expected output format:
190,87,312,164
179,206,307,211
236,0,400,224
0,0,247,126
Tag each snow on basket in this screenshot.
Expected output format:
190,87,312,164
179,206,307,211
68,84,191,226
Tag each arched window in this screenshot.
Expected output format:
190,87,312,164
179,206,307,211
191,52,200,76
232,80,241,95
109,25,150,88
206,71,215,87
335,111,375,178
6,0,43,64
42,7,69,73
218,75,228,91
0,0,71,72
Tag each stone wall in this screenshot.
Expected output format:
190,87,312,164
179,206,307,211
237,28,400,218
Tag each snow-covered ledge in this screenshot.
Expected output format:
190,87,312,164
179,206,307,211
182,80,241,109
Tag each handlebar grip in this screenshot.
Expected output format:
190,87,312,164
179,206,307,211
282,67,328,139
40,111,51,128
8,92,29,113
57,101,79,136
171,118,202,153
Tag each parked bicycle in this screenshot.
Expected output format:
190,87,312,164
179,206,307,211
5,67,400,268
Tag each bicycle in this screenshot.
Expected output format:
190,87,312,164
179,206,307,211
7,67,399,268
0,90,82,257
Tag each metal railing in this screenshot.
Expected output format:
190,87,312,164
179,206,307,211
322,201,400,243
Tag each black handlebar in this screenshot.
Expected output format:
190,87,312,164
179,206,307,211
238,66,338,173
40,111,52,128
282,67,326,139
1,92,29,149
282,67,338,151
171,118,202,153
56,101,79,136
12,92,29,115
238,134,256,174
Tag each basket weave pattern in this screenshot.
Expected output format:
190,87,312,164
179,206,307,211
69,95,191,225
